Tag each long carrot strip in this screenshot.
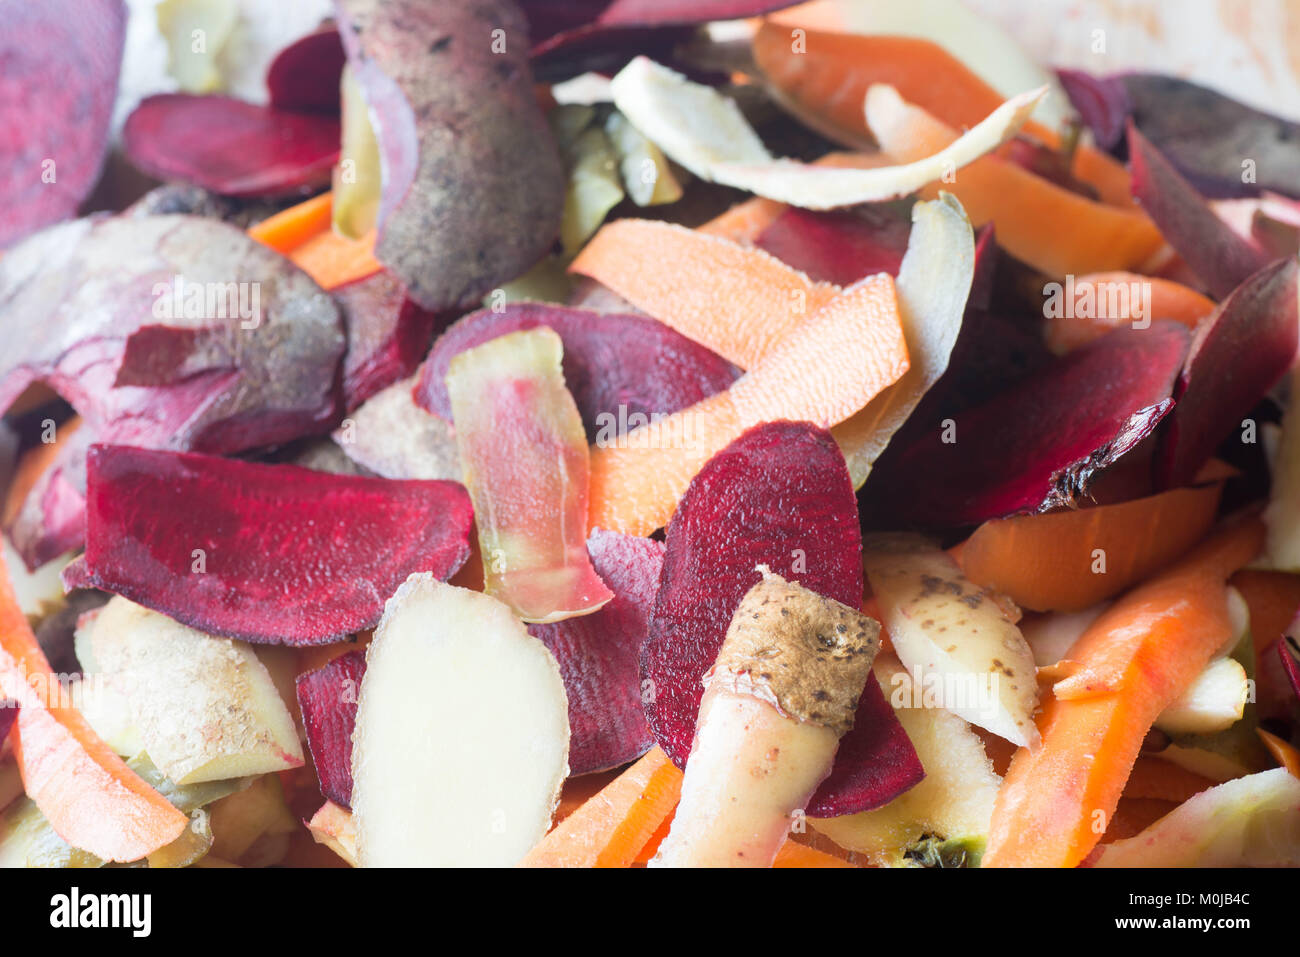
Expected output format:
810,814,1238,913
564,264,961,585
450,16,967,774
632,812,674,865
752,23,1133,206
570,218,839,369
519,748,683,868
1044,272,1215,354
0,548,187,862
983,517,1265,867
865,94,1163,278
961,466,1230,612
698,196,788,244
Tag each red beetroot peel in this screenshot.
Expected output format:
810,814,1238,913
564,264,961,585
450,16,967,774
0,700,16,744
863,322,1191,529
415,303,739,438
67,445,473,645
123,94,340,198
266,27,347,114
333,271,447,412
1157,258,1299,489
1128,122,1271,299
529,530,662,776
643,421,923,817
296,650,366,808
754,206,911,285
0,0,126,248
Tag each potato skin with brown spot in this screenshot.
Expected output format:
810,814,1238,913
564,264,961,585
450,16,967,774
706,566,881,737
336,0,564,310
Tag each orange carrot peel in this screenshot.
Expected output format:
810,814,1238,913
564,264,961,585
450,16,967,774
0,547,187,861
519,747,683,868
983,517,1266,867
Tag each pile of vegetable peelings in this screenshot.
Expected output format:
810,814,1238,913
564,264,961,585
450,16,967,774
1,0,1299,869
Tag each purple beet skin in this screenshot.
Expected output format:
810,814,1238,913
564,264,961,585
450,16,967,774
414,303,740,438
296,650,367,808
864,321,1191,529
530,530,663,776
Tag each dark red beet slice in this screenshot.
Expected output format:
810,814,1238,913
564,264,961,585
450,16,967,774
1128,122,1272,299
123,94,340,198
754,206,910,284
0,0,126,248
0,215,344,457
1055,69,1131,151
5,425,92,572
414,303,740,438
644,420,923,816
296,650,366,808
1157,258,1298,489
266,27,346,114
69,445,473,645
529,530,661,776
333,271,447,412
864,322,1190,529
0,700,17,744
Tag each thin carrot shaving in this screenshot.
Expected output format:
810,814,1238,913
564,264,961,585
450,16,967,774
519,748,683,868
